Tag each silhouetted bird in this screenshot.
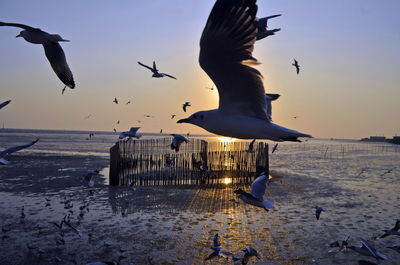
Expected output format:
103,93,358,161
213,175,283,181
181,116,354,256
204,233,239,262
177,0,311,141
138,61,177,79
182,102,191,112
256,14,281,40
292,59,300,74
171,114,176,119
113,98,118,104
0,22,75,89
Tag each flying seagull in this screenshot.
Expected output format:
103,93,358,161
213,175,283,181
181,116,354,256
113,98,118,104
315,206,325,220
177,0,311,142
182,102,191,112
349,238,388,261
137,61,177,79
241,246,261,265
171,114,176,119
292,59,300,74
257,14,281,40
204,233,239,262
0,100,11,110
374,219,400,239
170,134,188,152
119,127,142,140
0,139,39,165
245,139,256,153
271,143,278,153
234,167,275,211
0,22,75,90
126,101,131,105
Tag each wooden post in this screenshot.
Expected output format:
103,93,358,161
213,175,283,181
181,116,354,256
109,142,120,186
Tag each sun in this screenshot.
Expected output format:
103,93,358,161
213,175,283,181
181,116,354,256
222,177,232,185
217,137,236,143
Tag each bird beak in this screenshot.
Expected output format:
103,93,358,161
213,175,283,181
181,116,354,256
177,118,190,124
16,34,21,38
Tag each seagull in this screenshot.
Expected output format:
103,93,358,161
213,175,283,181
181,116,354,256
182,102,191,112
329,236,350,252
234,167,275,211
387,245,400,254
315,206,325,220
119,127,142,140
170,134,188,152
0,22,75,89
241,246,261,265
256,14,281,40
292,59,300,74
271,143,279,153
374,219,400,239
380,168,395,177
171,114,176,119
113,128,117,132
84,114,92,119
245,139,256,153
205,85,215,90
177,0,311,142
84,170,99,187
126,101,131,105
205,233,239,262
0,138,39,165
349,238,387,260
113,98,118,104
160,129,163,134
138,61,177,79
0,100,11,110
144,115,154,118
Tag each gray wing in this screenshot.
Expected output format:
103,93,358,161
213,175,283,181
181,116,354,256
0,100,11,110
199,0,269,121
43,42,75,88
0,139,39,158
264,93,280,121
0,21,40,31
138,61,155,72
250,174,268,200
358,238,378,257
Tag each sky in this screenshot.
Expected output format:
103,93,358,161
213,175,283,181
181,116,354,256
0,0,399,139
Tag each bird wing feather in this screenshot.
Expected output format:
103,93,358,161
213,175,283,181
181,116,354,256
43,42,75,88
250,174,267,200
199,0,269,121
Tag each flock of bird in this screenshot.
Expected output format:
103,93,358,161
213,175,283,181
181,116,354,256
1,0,397,264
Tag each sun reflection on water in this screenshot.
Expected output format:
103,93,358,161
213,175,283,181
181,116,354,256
222,177,232,185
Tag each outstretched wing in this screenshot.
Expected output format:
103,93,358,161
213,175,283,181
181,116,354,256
129,127,140,134
43,42,75,88
250,173,268,200
199,0,269,121
138,61,155,72
0,100,11,110
0,139,39,158
0,21,40,31
163,73,177,80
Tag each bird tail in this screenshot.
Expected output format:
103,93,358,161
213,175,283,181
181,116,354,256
262,200,275,209
0,158,10,165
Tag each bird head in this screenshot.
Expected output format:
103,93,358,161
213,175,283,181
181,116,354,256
177,111,206,126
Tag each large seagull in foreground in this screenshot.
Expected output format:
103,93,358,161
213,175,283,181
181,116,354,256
0,22,75,91
177,0,311,142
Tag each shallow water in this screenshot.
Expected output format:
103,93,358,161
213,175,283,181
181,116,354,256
0,130,399,264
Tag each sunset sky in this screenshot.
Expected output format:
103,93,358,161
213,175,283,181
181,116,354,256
0,0,399,139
